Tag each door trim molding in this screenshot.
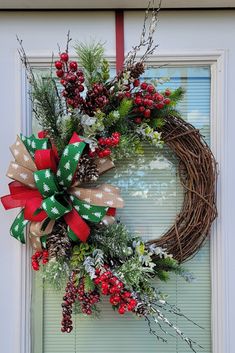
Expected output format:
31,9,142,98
19,50,228,353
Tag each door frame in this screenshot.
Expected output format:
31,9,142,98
17,50,228,353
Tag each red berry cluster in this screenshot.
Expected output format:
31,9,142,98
77,278,100,315
31,250,49,271
89,132,121,158
61,275,77,333
94,268,138,315
61,276,100,333
83,83,110,116
132,81,171,124
55,52,85,109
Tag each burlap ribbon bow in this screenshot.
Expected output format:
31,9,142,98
1,132,124,248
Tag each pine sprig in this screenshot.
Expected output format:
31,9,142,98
31,74,65,150
118,98,133,118
75,41,106,87
90,224,133,263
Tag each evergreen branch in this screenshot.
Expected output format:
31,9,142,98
75,40,105,87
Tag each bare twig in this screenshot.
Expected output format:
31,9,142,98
124,0,162,67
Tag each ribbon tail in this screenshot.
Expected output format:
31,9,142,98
64,208,90,242
10,210,28,243
29,219,55,251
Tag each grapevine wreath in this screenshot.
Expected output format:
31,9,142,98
1,7,217,353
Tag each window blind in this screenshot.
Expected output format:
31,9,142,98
31,65,211,353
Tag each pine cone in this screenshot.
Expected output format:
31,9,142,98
76,154,99,183
129,62,145,79
136,303,149,316
46,222,72,259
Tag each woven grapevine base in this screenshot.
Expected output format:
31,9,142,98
147,115,217,262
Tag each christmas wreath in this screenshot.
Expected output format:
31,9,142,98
1,7,217,352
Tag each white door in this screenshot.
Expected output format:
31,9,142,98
0,9,234,353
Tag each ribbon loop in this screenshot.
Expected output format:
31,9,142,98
10,210,28,243
70,195,108,223
42,194,72,220
34,169,59,198
56,141,86,188
64,208,90,242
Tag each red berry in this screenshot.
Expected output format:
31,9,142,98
139,106,145,113
55,61,63,69
153,93,160,101
69,61,78,71
77,69,83,77
157,94,164,102
118,305,126,315
143,98,149,106
164,98,171,105
125,92,131,98
133,79,140,87
135,97,142,105
67,98,74,106
35,251,41,258
102,149,111,157
78,85,84,92
129,299,137,307
140,82,148,90
88,150,96,158
165,89,171,96
147,85,155,93
110,286,118,294
43,250,48,257
112,132,120,138
123,291,131,298
134,117,142,124
32,263,39,271
60,79,66,86
113,295,121,303
60,52,69,62
144,109,151,118
56,70,64,78
156,102,165,109
62,90,68,97
67,74,76,82
79,76,85,83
